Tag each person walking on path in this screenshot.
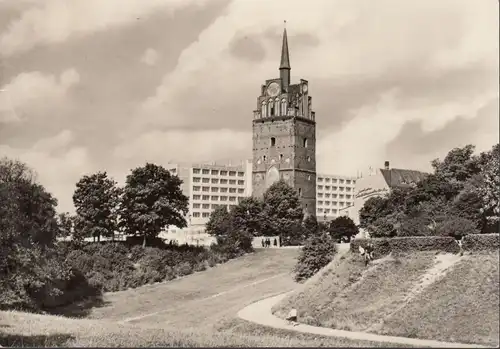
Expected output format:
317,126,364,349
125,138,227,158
273,238,277,247
261,238,265,248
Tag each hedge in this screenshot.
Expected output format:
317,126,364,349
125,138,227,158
351,234,500,257
462,234,500,252
350,236,460,257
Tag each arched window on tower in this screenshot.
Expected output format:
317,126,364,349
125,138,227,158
274,98,280,116
269,99,274,116
261,101,267,118
281,99,287,116
303,138,308,148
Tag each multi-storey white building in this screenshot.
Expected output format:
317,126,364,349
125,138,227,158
316,174,357,222
161,159,253,245
160,160,357,245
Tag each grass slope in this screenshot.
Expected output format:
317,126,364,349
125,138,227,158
273,250,499,346
0,248,419,347
379,251,499,346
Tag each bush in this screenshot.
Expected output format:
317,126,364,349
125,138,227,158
462,234,500,252
351,236,460,256
293,233,337,282
434,215,480,239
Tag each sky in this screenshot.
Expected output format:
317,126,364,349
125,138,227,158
0,0,498,213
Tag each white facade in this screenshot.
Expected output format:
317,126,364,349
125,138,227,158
316,174,357,222
163,160,362,244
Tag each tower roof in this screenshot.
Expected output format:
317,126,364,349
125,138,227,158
279,23,290,70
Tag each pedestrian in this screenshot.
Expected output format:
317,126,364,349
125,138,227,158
273,238,277,247
261,238,265,248
359,243,375,266
286,308,298,326
266,238,270,247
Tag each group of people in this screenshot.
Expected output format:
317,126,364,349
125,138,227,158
261,237,278,248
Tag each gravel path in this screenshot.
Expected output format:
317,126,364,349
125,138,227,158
237,292,492,348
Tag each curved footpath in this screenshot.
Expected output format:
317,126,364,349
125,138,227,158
237,292,492,348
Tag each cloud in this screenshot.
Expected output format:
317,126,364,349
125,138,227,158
140,48,160,66
0,68,79,123
0,0,211,57
316,91,498,176
114,128,251,166
135,0,497,175
0,129,93,213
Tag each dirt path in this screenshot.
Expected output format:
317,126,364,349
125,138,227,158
237,293,492,348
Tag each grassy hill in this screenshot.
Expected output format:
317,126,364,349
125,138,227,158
1,248,414,347
272,245,499,347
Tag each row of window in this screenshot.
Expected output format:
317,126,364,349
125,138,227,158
193,178,245,185
192,168,244,177
317,208,342,214
317,185,352,192
317,201,350,207
193,186,245,193
317,177,355,185
192,205,237,218
269,137,309,148
318,193,352,200
192,194,239,202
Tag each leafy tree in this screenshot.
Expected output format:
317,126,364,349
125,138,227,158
294,232,337,282
434,215,480,240
303,215,319,236
476,143,500,225
359,196,390,231
57,212,74,239
73,172,122,242
206,206,232,237
229,197,264,236
0,157,59,248
431,144,481,184
369,217,397,238
120,163,188,247
261,180,304,238
328,216,359,242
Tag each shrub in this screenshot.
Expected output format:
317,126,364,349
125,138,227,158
175,261,194,276
462,234,500,252
293,233,337,282
434,215,480,239
351,236,460,256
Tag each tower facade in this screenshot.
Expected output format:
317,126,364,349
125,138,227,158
251,26,317,217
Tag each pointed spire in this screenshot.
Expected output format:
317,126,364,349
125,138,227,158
280,20,290,70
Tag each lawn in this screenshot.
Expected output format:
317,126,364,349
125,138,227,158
89,248,300,328
0,248,422,347
272,250,499,346
378,251,499,347
0,309,423,347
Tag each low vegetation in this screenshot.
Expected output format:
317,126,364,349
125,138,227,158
359,144,499,238
273,235,500,346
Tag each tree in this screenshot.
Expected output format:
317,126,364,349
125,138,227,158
120,163,189,247
328,216,359,242
261,180,304,238
73,172,122,242
229,197,265,236
303,215,319,236
57,212,74,239
205,206,232,237
359,196,390,231
431,144,481,184
475,143,500,226
0,157,59,248
293,232,337,282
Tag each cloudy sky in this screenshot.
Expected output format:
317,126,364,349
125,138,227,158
0,0,498,213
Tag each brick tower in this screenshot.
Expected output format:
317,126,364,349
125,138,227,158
251,24,317,217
